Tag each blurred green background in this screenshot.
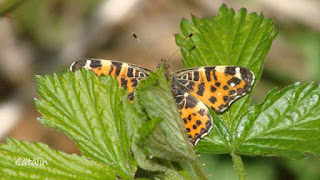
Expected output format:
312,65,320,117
0,0,319,179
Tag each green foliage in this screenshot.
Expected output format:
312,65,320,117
234,82,320,159
0,138,115,179
176,4,320,161
35,70,136,179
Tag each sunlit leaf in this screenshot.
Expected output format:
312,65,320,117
35,69,136,179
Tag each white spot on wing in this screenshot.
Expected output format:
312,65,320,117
101,60,112,67
215,66,226,72
235,67,241,79
84,60,91,69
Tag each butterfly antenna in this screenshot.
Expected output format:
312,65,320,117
167,32,194,62
132,32,157,60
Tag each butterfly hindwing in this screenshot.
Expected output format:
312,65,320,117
171,84,213,145
71,59,150,100
172,66,255,112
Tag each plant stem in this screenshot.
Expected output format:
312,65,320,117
190,158,207,180
230,152,247,180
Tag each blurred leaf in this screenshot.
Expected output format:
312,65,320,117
175,4,277,153
35,69,136,179
0,138,115,179
198,154,275,180
0,0,24,16
233,82,320,159
299,33,320,81
285,155,320,180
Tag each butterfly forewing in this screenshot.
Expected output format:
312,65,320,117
172,66,255,112
71,59,150,99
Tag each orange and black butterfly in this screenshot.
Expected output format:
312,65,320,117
71,58,254,145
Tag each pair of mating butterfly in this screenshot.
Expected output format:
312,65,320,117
70,33,255,145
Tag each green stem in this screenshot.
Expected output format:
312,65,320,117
230,152,247,180
190,158,207,180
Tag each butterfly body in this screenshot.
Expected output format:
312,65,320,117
71,59,254,145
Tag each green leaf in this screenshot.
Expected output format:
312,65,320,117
134,65,195,162
124,99,172,172
0,138,115,179
233,82,320,159
35,69,136,179
175,4,277,153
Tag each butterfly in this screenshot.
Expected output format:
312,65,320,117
71,59,255,145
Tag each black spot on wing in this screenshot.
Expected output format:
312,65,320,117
198,109,205,116
237,88,243,93
228,77,241,86
71,60,87,72
241,67,254,92
131,78,138,87
175,95,184,104
196,82,205,96
205,67,214,81
200,128,206,135
229,90,236,95
183,118,187,124
211,86,216,92
112,61,122,76
179,79,188,85
185,95,197,109
127,68,134,77
139,72,146,77
194,134,200,140
186,81,195,91
240,67,251,82
223,96,229,102
209,96,217,104
120,78,128,89
206,120,211,129
193,71,199,81
90,60,102,68
225,67,236,75
108,65,114,75
213,70,217,80
128,92,134,101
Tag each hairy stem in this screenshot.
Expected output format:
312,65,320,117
230,152,247,180
190,158,207,180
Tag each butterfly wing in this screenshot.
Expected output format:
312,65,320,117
71,59,151,100
172,66,255,112
171,84,213,145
